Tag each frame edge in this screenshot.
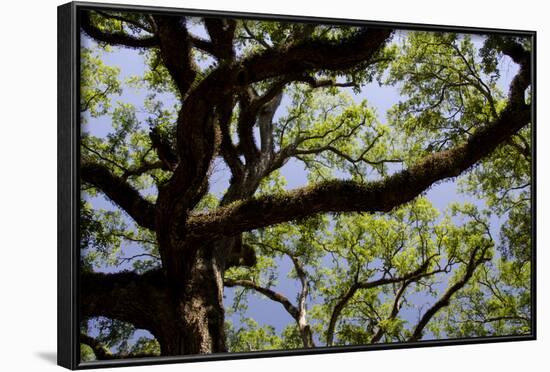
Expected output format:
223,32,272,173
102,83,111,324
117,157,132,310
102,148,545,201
58,1,78,370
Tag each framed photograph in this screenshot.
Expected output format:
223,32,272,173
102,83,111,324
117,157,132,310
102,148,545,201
58,1,536,369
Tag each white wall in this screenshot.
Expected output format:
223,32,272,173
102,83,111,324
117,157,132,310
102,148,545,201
1,0,546,370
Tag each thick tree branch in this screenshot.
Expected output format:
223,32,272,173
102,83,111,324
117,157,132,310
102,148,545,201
81,11,158,48
188,36,218,56
80,269,174,338
152,15,197,96
236,81,286,164
161,61,237,213
258,90,283,156
236,29,392,85
204,17,237,60
218,98,244,178
236,90,262,164
81,162,156,230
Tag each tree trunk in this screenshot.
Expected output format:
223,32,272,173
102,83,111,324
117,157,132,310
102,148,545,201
155,245,227,356
181,246,227,354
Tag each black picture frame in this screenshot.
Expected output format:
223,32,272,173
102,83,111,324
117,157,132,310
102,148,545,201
58,1,537,369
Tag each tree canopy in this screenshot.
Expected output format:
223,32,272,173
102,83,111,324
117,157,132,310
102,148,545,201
78,9,532,361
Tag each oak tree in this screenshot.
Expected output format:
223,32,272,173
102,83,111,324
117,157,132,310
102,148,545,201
78,10,532,360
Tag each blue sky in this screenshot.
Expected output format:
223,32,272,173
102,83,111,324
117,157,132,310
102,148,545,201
80,22,521,349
